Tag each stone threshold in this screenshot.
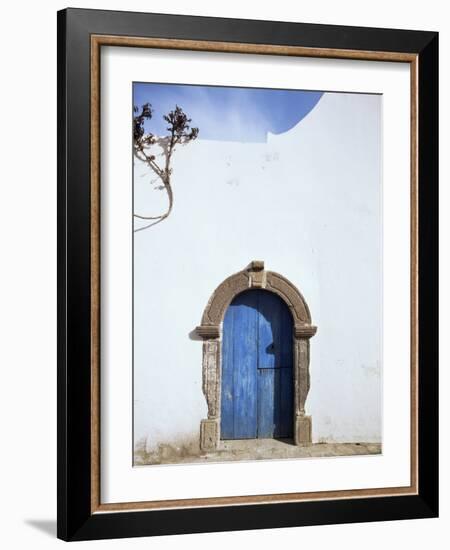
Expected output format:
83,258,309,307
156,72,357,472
135,439,382,466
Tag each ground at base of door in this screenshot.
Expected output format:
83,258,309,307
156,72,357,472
134,439,382,466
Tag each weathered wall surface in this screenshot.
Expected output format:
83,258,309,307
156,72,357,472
133,91,382,452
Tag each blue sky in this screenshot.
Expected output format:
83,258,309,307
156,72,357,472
133,83,323,143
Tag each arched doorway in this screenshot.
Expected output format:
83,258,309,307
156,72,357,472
196,261,317,451
221,289,294,440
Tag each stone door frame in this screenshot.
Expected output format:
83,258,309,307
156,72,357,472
196,261,317,451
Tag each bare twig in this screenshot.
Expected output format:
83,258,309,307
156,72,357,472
133,103,198,232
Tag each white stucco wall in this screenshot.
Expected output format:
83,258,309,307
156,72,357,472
133,91,382,450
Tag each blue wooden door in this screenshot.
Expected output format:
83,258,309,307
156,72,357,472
221,290,293,439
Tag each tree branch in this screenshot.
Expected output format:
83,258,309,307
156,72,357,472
133,103,198,232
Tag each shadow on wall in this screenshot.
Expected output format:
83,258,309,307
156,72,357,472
188,329,203,341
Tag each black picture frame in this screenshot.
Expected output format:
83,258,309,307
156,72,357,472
57,7,438,541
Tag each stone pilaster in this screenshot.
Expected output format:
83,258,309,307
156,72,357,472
197,332,221,451
293,325,317,445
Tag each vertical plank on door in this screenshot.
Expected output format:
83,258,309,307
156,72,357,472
279,295,294,437
258,291,281,368
233,292,258,438
280,293,293,368
220,295,235,439
221,291,258,439
257,290,293,438
279,367,294,437
258,368,280,437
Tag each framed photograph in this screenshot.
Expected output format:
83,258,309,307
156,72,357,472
57,8,438,541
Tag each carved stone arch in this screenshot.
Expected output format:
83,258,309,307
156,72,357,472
196,261,317,451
